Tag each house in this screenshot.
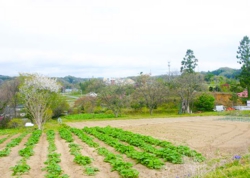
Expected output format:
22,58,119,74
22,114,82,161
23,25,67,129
87,92,97,97
237,90,248,98
103,78,135,85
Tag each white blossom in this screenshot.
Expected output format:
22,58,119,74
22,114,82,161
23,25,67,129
22,73,60,92
19,73,61,130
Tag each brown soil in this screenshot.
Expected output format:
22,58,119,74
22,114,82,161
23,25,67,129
0,133,31,178
0,116,249,178
68,116,250,177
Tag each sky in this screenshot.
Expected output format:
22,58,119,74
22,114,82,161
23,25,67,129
0,0,249,78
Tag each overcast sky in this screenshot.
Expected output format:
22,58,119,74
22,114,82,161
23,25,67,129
0,0,249,78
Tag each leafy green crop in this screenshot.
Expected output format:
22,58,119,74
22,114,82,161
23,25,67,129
74,154,92,165
98,147,139,178
10,158,30,176
85,166,99,176
83,127,164,169
60,128,98,176
43,130,69,178
0,132,28,157
70,128,99,148
19,146,34,158
0,134,13,144
18,130,42,159
94,126,205,163
10,130,42,176
59,128,73,142
71,127,138,177
0,147,10,157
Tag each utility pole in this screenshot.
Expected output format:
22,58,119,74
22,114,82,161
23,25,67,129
168,61,170,81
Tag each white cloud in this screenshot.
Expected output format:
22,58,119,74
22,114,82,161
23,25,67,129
0,0,249,77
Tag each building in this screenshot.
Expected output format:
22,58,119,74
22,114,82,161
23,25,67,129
237,90,248,98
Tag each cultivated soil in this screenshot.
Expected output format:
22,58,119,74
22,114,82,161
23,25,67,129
0,116,250,178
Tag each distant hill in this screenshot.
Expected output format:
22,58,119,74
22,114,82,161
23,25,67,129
0,75,13,81
0,67,241,87
206,67,241,78
0,75,14,85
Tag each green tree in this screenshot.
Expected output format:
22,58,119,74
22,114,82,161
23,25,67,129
204,72,214,82
181,49,198,73
194,93,215,111
51,94,70,118
236,36,250,99
79,79,105,94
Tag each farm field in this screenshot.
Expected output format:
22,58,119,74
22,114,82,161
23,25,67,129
0,116,249,178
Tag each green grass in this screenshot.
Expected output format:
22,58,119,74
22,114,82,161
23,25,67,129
63,113,117,121
218,117,250,122
0,127,34,136
203,154,250,178
59,111,230,122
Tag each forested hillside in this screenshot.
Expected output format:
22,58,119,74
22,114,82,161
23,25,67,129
206,67,241,78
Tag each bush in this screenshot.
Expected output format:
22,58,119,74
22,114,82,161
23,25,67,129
0,117,11,129
194,93,215,112
7,118,25,128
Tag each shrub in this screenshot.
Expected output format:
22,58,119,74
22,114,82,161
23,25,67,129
7,118,25,128
194,93,215,112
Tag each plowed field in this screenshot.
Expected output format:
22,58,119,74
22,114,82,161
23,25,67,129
0,116,249,178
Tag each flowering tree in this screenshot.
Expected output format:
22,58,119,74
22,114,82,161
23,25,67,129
19,73,60,130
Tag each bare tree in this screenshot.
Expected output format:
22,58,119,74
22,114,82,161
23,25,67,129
0,78,20,117
0,87,8,114
74,95,97,113
98,84,129,117
173,73,205,113
135,74,168,115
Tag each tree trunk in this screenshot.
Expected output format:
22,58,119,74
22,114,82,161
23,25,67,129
149,107,153,115
247,86,250,100
186,104,190,113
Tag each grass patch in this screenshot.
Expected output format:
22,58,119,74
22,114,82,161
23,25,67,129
218,117,250,122
203,154,250,178
61,111,229,122
63,113,118,121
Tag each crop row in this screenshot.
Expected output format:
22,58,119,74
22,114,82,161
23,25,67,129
0,134,13,144
11,130,42,176
94,126,183,163
43,130,69,178
69,127,139,178
83,127,165,169
59,127,99,176
94,126,205,162
0,132,28,157
0,125,206,178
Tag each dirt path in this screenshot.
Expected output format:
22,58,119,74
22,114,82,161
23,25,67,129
23,133,49,178
72,134,119,178
0,133,30,177
55,132,84,178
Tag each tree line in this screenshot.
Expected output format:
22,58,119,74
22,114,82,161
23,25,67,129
0,35,249,129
